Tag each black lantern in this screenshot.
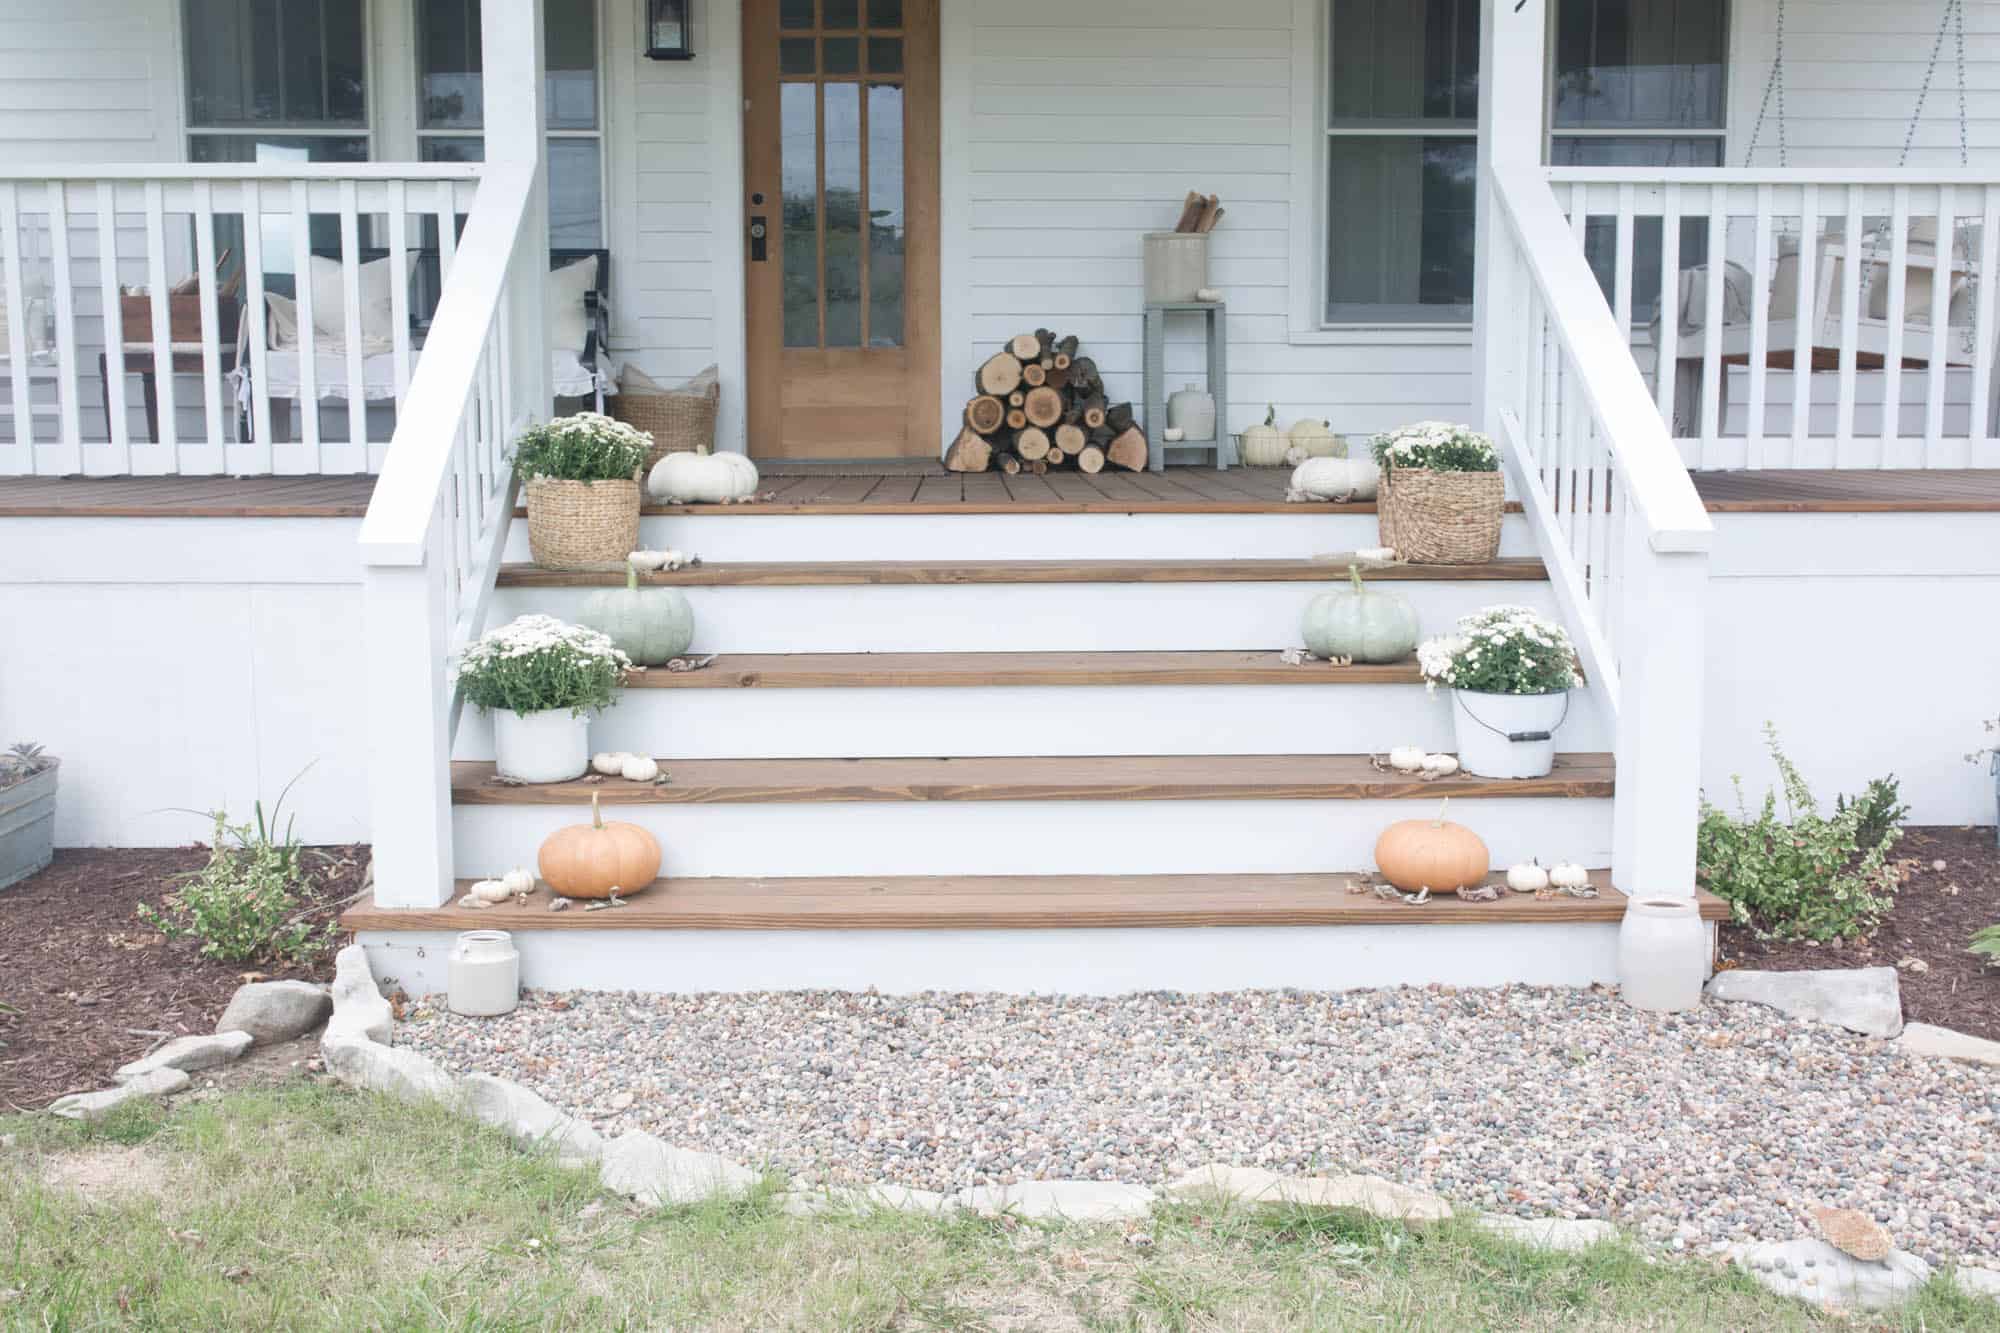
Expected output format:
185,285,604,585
645,0,695,60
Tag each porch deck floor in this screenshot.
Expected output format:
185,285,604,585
4,467,2000,518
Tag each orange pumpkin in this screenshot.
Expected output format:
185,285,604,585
1374,800,1489,894
538,791,661,899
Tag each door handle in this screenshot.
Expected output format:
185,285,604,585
748,216,768,262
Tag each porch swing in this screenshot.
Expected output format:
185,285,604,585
1656,0,1982,419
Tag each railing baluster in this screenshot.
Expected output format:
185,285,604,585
192,179,227,463
240,180,274,469
1746,185,1774,468
1613,183,1635,344
1880,185,1911,464
95,181,128,471
389,179,413,415
339,180,367,467
1656,183,1682,453
1973,188,2000,458
1836,186,1864,454
46,180,82,470
0,182,31,471
142,180,178,470
290,178,320,470
1698,190,1726,467
1791,185,1818,466
1923,186,1955,465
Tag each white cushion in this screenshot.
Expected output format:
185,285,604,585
306,253,409,347
547,256,598,356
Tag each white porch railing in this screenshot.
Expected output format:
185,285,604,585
1486,166,1716,902
356,161,541,911
0,164,479,477
1551,168,2000,471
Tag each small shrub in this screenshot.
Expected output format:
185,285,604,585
139,793,331,965
1417,605,1583,697
0,740,54,791
510,412,651,482
1696,725,1901,941
455,615,630,716
1973,924,2000,966
1370,420,1499,474
1834,774,1910,852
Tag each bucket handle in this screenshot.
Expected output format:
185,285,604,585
1457,690,1570,744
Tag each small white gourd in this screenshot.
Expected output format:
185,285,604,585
500,866,535,896
1548,862,1590,890
591,751,630,776
1387,746,1427,773
458,894,492,910
468,878,512,904
1195,286,1223,303
1421,753,1459,776
1161,426,1185,443
1506,860,1550,894
626,549,669,572
620,755,660,782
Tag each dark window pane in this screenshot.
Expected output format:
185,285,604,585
548,139,603,247
184,0,366,127
421,0,482,127
823,83,862,347
321,1,366,122
781,82,819,348
1553,135,1721,323
545,0,598,130
823,37,859,75
867,0,901,27
1325,136,1475,322
867,83,904,347
868,37,902,75
823,0,859,29
780,38,816,74
780,0,813,28
1553,0,1727,128
1329,0,1478,124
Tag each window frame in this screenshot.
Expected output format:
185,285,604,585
413,0,610,249
1294,0,1730,341
181,0,375,159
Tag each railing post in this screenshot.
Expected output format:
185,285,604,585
362,521,455,909
483,0,550,417
1611,537,1710,901
1472,0,1546,435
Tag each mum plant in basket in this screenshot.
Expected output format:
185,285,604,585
513,412,653,569
1370,421,1504,564
458,615,631,783
1418,606,1582,779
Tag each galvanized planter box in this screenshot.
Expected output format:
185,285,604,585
0,760,57,891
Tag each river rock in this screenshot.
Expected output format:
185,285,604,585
458,1072,602,1167
1736,1238,1931,1312
215,979,332,1045
48,1068,190,1120
115,1031,253,1082
599,1131,757,1208
1813,1205,1893,1261
956,1180,1156,1222
1704,967,1903,1038
325,945,394,1045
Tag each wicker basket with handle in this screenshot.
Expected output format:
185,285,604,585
612,364,719,473
524,477,641,570
1377,467,1505,565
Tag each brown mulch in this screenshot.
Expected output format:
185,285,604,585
1718,825,2000,1042
0,843,368,1111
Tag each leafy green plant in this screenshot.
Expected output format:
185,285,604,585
1370,421,1499,474
139,775,331,965
456,614,631,717
1973,924,2000,966
1416,606,1583,697
0,740,54,791
1835,774,1909,852
1696,725,1901,941
511,412,651,482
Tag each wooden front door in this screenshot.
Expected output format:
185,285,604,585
743,0,939,459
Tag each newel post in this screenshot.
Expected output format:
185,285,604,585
1471,0,1547,435
1611,535,1711,901
483,0,551,416
362,520,456,909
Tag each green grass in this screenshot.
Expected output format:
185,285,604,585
2,1083,1995,1330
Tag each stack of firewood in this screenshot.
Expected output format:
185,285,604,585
943,329,1147,475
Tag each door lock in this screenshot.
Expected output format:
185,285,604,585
749,216,768,262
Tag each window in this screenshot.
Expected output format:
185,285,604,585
417,0,604,247
1318,0,1727,327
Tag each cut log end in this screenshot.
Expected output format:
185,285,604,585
1022,385,1064,429
965,395,1005,435
1021,362,1048,387
1007,333,1042,360
1054,422,1086,455
1075,444,1107,474
1106,426,1149,472
943,428,993,474
1015,426,1052,461
977,352,1024,397
1006,408,1028,431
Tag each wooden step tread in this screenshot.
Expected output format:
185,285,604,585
496,557,1549,588
343,871,1727,932
451,753,1615,805
626,651,1423,689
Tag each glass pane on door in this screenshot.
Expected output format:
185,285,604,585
781,82,819,348
867,83,904,347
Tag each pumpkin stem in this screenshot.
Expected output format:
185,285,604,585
1263,404,1276,428
1347,562,1365,594
1433,797,1450,828
625,561,640,592
591,789,604,830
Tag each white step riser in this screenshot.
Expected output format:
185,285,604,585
455,683,1612,760
365,920,1706,997
452,797,1613,879
490,579,1559,654
503,512,1539,564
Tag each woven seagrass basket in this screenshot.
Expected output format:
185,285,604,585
524,476,641,570
1377,467,1504,565
612,367,719,473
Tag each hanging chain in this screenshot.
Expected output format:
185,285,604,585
1955,0,1970,168
1861,0,1967,308
1743,0,1787,167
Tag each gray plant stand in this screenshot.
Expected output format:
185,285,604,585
1142,300,1233,472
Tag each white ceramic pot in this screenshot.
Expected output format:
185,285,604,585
448,929,520,1017
1450,689,1570,779
1617,897,1708,1012
1167,383,1217,441
492,707,589,783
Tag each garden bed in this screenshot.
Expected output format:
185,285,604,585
0,845,365,1110
1718,826,2000,1041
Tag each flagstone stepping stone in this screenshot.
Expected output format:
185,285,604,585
1897,1022,2000,1067
1704,967,1902,1038
1735,1238,1931,1312
1475,1214,1620,1252
600,1131,756,1209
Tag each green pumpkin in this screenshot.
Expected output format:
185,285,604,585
580,562,695,666
1301,564,1420,663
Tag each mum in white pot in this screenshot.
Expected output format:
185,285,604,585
1417,606,1582,779
457,615,631,783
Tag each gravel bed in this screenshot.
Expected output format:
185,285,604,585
398,985,2000,1264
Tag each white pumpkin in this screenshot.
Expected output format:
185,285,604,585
1287,418,1343,458
591,751,630,776
1387,746,1427,773
500,866,535,896
626,549,669,572
1239,406,1287,467
467,878,511,903
1548,861,1591,890
648,448,760,504
1505,861,1549,894
1290,455,1379,502
1421,753,1459,776
620,755,660,782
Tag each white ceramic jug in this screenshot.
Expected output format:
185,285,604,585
448,930,521,1017
1167,383,1217,441
1617,898,1707,1012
